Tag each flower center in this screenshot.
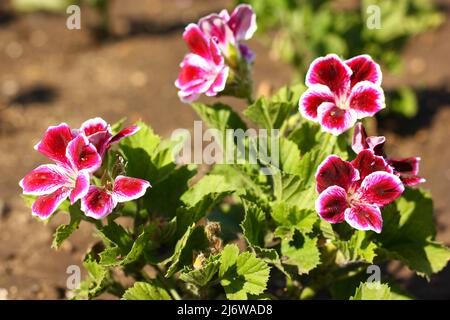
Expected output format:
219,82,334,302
335,94,349,110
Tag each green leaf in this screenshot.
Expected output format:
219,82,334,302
122,281,171,300
192,102,247,132
176,175,235,236
52,205,83,249
336,231,377,265
74,251,111,299
219,245,271,300
180,254,221,287
119,121,169,184
210,164,270,199
241,199,266,247
99,222,133,253
271,201,317,235
253,246,290,279
120,121,160,156
280,231,321,275
144,165,197,218
271,83,304,106
376,189,450,277
350,282,392,300
278,137,302,175
181,175,235,208
99,229,150,267
287,121,321,155
244,97,294,130
219,244,240,278
270,169,315,211
165,224,209,277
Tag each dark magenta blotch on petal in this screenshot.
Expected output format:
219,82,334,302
358,171,404,206
351,149,392,181
315,185,348,223
306,54,351,95
345,54,382,87
81,186,116,219
316,155,359,193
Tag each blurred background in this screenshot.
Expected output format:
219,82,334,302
0,0,449,299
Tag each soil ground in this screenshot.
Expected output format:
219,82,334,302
0,0,449,299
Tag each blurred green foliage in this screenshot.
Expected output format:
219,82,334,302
11,0,76,12
11,0,110,36
239,0,443,117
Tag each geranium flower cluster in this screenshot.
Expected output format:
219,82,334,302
315,122,425,233
19,118,150,220
315,150,404,233
299,54,385,135
175,4,257,103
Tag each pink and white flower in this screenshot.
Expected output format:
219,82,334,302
198,4,257,62
175,24,230,103
20,127,102,219
299,54,385,135
20,118,146,219
81,176,150,219
315,150,404,233
352,122,425,186
74,117,140,157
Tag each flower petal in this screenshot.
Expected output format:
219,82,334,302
32,188,69,219
81,186,116,219
351,122,369,154
358,171,404,206
388,157,421,176
348,81,385,118
198,13,235,53
20,164,70,196
299,84,334,121
366,135,386,156
351,149,392,181
345,54,382,87
397,174,426,187
388,157,425,186
315,186,348,223
69,171,90,204
183,23,212,60
205,66,229,96
86,130,111,157
113,175,151,203
305,54,351,95
317,102,357,135
34,123,74,166
176,54,216,92
344,204,382,233
80,117,110,137
178,91,200,104
351,123,385,156
109,125,140,145
227,4,257,41
316,155,359,193
66,134,102,173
